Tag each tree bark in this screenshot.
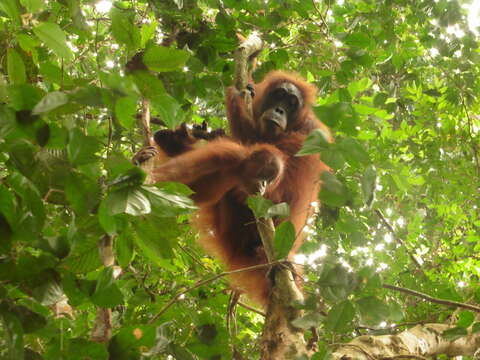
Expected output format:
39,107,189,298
332,323,480,359
232,34,313,359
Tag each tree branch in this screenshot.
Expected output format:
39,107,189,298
383,283,480,313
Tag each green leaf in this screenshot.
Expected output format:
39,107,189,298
319,172,350,207
472,322,480,333
115,233,134,268
361,165,377,207
291,312,324,330
150,93,185,128
356,296,390,325
67,129,100,166
105,187,151,216
33,22,73,61
20,0,44,13
267,202,290,218
141,185,196,217
0,0,21,25
8,84,44,110
247,195,274,218
347,78,372,98
337,138,370,167
274,221,296,259
7,48,26,84
92,267,124,308
297,129,331,156
143,45,190,72
111,8,141,50
133,217,178,270
456,311,474,328
109,325,156,359
115,96,137,129
441,327,468,341
324,300,355,332
32,91,69,115
67,339,109,360
131,71,165,99
0,308,24,359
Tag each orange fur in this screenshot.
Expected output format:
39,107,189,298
151,72,332,305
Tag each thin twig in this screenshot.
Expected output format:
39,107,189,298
459,93,480,177
383,283,480,312
149,260,284,323
238,301,266,317
375,209,424,271
141,99,152,146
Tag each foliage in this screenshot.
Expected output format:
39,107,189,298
0,0,479,359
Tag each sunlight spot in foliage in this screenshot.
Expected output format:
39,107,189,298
95,0,112,13
377,263,388,272
446,25,465,38
384,233,393,243
458,281,466,288
375,243,384,251
396,217,405,227
468,0,480,35
337,0,344,5
183,66,189,72
429,48,440,57
106,60,114,68
111,43,119,50
66,41,78,52
379,321,387,328
386,208,392,216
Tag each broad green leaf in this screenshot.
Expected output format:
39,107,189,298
0,0,21,25
63,236,102,273
267,202,290,218
8,84,44,110
33,22,73,61
143,45,190,72
247,195,274,218
67,129,100,166
274,221,296,259
109,325,156,359
324,300,355,332
353,103,379,115
7,49,26,84
441,327,468,341
32,91,69,115
347,78,372,98
131,71,165,99
319,172,350,207
150,93,184,128
105,187,151,216
297,129,331,156
141,185,196,217
110,8,140,50
456,311,474,328
20,0,44,13
338,138,370,167
115,96,137,129
356,296,390,325
472,322,480,334
115,233,134,268
92,268,124,308
141,20,158,47
0,308,24,359
67,339,109,360
291,312,324,330
361,165,377,207
133,217,178,270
